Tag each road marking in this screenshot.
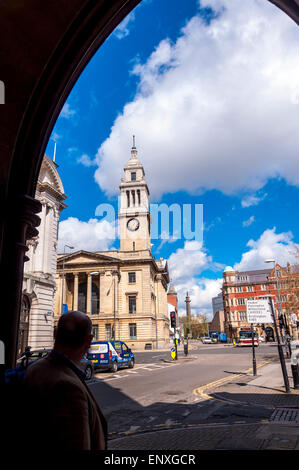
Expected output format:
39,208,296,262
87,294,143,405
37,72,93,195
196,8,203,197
193,359,275,400
99,359,182,382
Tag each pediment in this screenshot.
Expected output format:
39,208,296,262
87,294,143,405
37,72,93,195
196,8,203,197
57,250,121,267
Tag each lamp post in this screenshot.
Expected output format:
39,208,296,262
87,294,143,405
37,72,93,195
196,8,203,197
265,258,290,356
264,259,290,393
184,292,191,356
61,244,74,314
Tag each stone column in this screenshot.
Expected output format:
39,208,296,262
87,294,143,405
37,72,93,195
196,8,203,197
73,273,79,310
61,274,67,313
1,194,41,369
98,274,101,314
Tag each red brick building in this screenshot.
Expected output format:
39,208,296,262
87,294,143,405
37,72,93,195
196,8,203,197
222,264,299,341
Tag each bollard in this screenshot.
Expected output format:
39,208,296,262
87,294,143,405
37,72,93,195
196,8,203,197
291,349,299,390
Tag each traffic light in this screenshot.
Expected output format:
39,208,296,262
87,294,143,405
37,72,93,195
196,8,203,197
170,311,176,328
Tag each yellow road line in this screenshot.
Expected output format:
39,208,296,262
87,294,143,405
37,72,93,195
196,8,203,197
193,359,275,400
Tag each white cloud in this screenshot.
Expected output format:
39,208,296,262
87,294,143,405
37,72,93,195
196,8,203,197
58,217,117,253
94,0,299,199
60,103,76,120
242,215,255,227
77,154,97,167
167,240,224,319
176,277,223,320
167,227,299,319
113,11,136,39
234,227,298,272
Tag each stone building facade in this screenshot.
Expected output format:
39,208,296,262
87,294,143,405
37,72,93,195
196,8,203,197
19,155,67,354
54,145,170,349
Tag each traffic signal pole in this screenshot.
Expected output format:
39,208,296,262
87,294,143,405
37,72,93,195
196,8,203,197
170,311,178,360
268,297,290,393
250,324,257,376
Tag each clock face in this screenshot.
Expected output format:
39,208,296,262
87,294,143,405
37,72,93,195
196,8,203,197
127,218,140,231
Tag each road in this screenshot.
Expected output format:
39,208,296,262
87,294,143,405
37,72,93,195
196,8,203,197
88,341,278,438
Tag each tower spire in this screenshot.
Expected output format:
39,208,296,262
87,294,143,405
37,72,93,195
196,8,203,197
130,135,138,161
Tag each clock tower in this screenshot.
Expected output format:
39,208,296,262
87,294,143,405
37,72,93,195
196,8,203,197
119,139,151,252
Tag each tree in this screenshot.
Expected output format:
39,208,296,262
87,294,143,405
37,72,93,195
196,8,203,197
180,314,209,338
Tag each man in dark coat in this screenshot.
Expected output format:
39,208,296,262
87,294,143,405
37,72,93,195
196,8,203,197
23,311,107,450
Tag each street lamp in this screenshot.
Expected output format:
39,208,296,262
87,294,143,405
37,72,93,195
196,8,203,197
61,244,74,314
265,258,290,354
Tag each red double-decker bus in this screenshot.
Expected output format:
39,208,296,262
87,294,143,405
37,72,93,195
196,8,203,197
238,327,259,347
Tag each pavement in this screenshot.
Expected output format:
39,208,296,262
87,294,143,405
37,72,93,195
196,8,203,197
107,342,299,451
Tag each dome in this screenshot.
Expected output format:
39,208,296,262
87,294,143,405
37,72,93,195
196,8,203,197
223,266,234,273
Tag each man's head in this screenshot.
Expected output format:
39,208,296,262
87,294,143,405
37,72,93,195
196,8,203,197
54,311,93,363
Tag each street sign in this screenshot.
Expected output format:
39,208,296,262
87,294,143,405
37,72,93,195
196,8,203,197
246,299,273,324
170,347,176,359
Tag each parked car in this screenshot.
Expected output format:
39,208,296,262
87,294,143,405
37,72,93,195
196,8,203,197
17,348,94,380
87,340,135,372
202,336,213,344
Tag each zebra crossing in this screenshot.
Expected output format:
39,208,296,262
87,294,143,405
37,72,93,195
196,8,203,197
93,361,179,382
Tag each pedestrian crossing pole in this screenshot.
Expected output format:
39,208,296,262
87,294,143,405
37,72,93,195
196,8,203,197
185,292,191,356
250,323,257,376
170,312,178,360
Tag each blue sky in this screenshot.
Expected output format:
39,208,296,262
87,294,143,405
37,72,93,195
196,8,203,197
46,0,299,317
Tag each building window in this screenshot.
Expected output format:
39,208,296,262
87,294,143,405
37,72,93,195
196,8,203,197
248,286,253,292
92,325,98,341
230,299,234,306
131,172,136,181
238,298,245,306
129,295,137,313
105,324,112,340
91,282,99,315
237,287,242,293
132,190,136,205
129,323,137,339
78,282,87,313
128,272,136,284
261,284,266,291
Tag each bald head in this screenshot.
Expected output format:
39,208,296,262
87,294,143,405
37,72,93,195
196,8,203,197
55,311,92,349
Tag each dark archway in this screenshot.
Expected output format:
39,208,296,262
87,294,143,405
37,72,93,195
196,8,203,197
0,1,298,370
